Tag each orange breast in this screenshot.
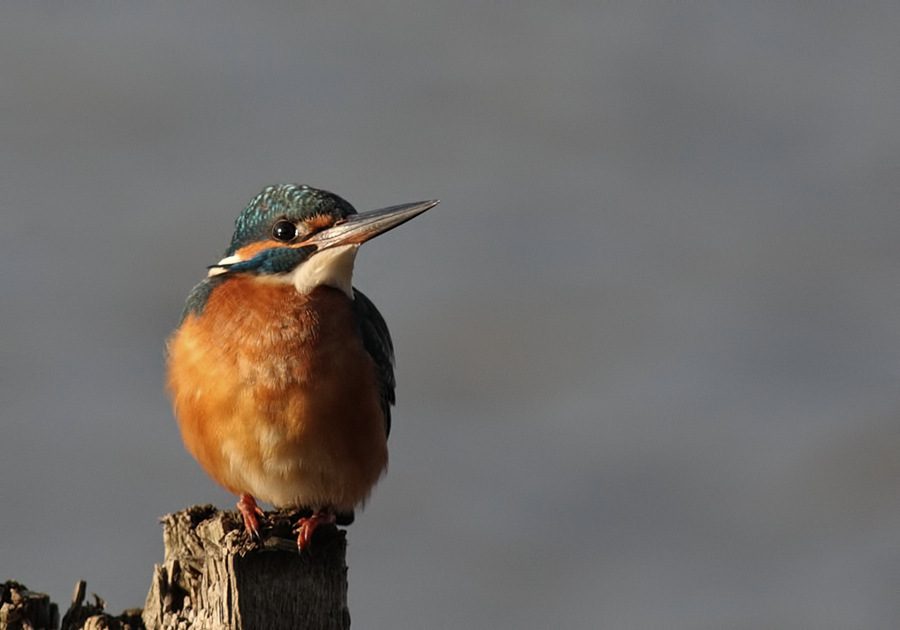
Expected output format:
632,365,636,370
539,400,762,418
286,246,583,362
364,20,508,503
166,278,388,511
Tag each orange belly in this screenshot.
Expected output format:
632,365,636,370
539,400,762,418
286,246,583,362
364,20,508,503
166,279,388,511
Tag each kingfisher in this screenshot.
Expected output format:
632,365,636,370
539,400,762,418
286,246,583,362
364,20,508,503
166,184,438,550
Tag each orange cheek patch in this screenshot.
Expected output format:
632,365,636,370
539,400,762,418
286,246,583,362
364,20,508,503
231,216,335,261
234,240,283,260
304,214,336,231
233,239,316,262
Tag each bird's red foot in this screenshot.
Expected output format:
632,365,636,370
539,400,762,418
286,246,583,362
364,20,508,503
293,510,336,551
237,494,264,538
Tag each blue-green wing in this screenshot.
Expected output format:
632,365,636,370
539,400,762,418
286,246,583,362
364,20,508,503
352,288,396,437
178,276,226,324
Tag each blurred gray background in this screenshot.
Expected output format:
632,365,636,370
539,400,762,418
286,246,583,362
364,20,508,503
2,3,899,629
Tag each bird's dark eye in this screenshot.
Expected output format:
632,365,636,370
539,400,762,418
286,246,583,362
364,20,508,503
272,220,298,242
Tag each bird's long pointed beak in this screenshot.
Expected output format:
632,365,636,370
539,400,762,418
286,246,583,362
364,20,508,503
304,200,439,249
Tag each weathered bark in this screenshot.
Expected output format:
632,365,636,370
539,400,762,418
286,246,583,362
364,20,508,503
3,505,348,630
1,580,141,630
142,505,350,630
60,581,143,630
0,582,58,630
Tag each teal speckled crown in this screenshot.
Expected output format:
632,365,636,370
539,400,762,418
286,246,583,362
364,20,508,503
225,185,357,256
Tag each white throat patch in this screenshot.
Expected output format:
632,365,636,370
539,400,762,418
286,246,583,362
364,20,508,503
289,244,359,297
207,245,359,297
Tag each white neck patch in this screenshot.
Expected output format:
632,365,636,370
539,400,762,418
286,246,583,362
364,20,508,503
289,244,359,297
207,254,242,277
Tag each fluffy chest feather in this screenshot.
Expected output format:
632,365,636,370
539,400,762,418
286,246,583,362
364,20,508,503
167,277,388,509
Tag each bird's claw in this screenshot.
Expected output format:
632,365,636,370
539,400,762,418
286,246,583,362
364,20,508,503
293,511,336,551
237,494,264,539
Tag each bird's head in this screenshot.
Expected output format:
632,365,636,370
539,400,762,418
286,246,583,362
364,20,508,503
208,184,438,296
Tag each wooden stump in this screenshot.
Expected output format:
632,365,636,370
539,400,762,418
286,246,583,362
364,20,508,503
60,581,144,630
142,505,350,630
0,581,58,630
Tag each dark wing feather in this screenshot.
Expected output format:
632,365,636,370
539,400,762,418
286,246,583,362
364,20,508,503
352,288,396,437
178,276,226,324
